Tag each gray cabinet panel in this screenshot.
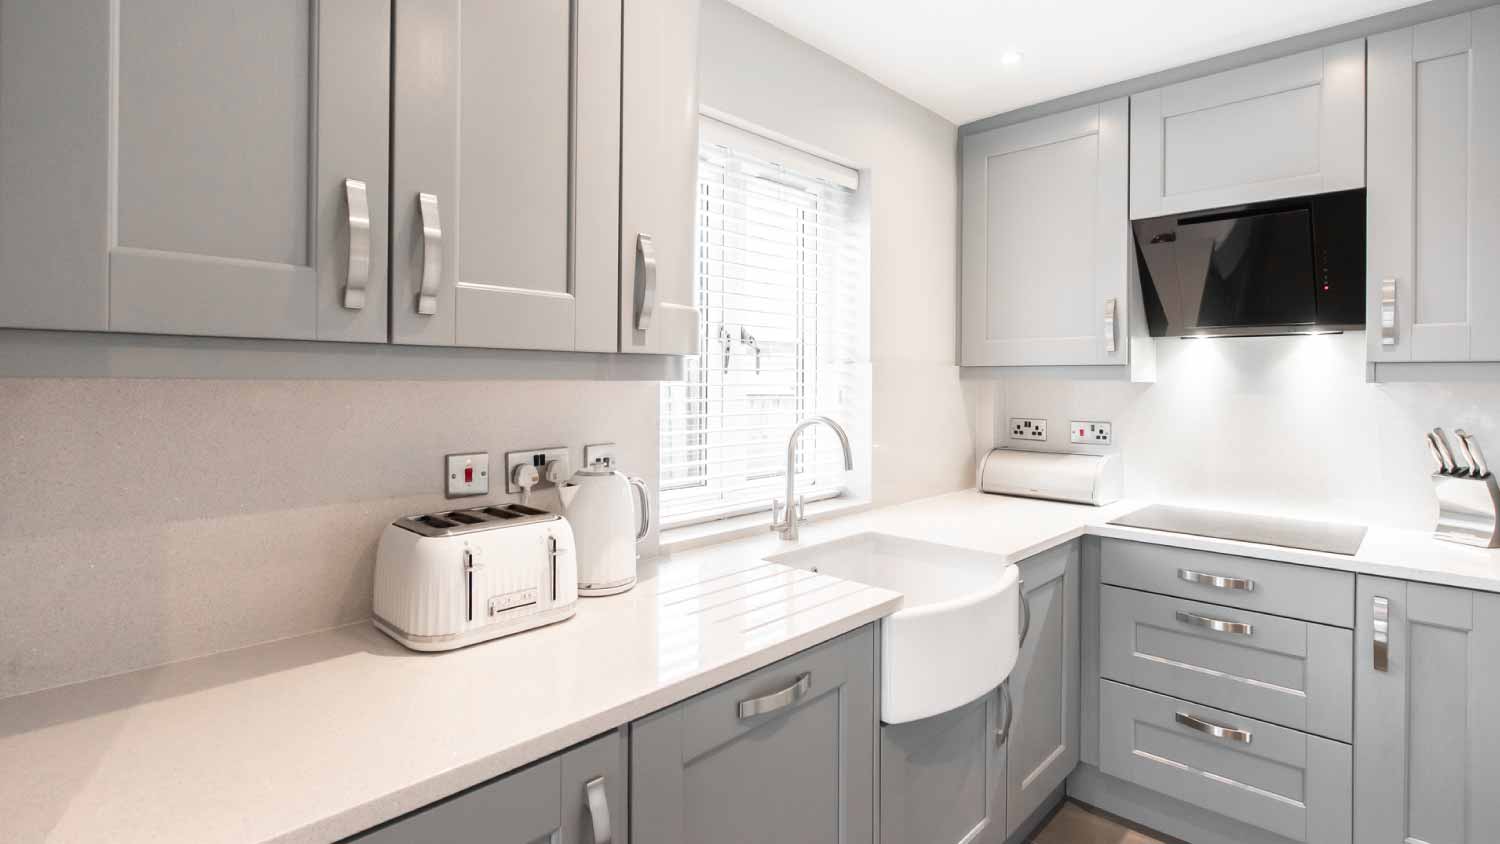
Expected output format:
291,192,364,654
1368,9,1500,362
1007,542,1080,836
1354,576,1500,844
960,99,1130,367
352,755,562,844
631,625,876,844
351,730,624,844
880,689,1005,844
1099,539,1354,628
1100,585,1353,742
1099,680,1351,844
3,1,391,342
393,0,610,351
619,0,701,355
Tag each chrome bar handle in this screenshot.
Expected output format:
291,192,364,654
342,179,371,310
584,776,612,844
995,680,1013,746
1104,298,1118,354
417,192,443,316
1175,711,1252,744
1018,580,1031,649
1178,568,1255,592
1176,610,1253,636
1373,596,1390,672
628,476,651,542
1380,278,1398,346
738,672,811,719
634,233,658,332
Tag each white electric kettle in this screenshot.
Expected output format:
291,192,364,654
557,462,651,596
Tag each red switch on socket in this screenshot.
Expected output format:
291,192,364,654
464,466,474,483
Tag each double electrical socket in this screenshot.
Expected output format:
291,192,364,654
1009,418,1048,441
1069,421,1113,445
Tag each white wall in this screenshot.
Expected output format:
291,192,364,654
994,332,1500,530
699,0,976,505
0,378,659,698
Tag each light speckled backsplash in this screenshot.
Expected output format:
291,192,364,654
0,378,659,699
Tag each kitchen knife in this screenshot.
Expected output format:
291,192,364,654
1426,432,1449,474
1433,428,1463,475
1457,429,1491,478
1454,429,1480,477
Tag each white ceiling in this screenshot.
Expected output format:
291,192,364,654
723,0,1426,124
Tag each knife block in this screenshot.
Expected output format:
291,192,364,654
1432,472,1500,548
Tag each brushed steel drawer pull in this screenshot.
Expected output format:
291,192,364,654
995,680,1013,746
1373,596,1390,672
1380,278,1398,346
584,776,612,844
634,233,658,332
1175,711,1252,744
1178,568,1255,592
738,672,811,719
1104,297,1118,354
342,178,371,310
416,192,443,316
1018,579,1031,648
1175,610,1253,636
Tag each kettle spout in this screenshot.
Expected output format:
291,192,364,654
557,482,579,510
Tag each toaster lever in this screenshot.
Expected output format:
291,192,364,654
463,549,484,623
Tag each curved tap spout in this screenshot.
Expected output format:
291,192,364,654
773,416,854,541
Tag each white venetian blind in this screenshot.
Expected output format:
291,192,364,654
659,120,865,529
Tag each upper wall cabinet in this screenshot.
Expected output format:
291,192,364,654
961,99,1132,368
619,0,702,355
0,0,391,342
1130,41,1365,219
391,0,621,352
1367,9,1500,363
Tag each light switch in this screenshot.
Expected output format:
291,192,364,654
446,452,490,498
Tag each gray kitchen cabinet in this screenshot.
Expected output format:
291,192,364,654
880,687,1006,844
631,624,877,844
960,99,1133,368
618,0,702,355
0,0,391,341
1130,41,1364,219
1354,576,1500,844
1366,8,1500,362
349,729,627,844
1006,541,1080,837
390,0,621,352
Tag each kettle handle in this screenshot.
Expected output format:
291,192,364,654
628,476,652,542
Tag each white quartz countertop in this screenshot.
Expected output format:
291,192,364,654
7,488,1500,843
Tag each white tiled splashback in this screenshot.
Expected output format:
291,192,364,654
0,378,659,699
994,332,1500,531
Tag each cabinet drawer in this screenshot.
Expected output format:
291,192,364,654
1100,539,1353,627
1101,585,1352,742
350,755,562,843
1099,680,1351,844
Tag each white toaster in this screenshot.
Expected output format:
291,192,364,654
373,503,578,651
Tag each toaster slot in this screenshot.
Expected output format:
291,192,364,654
480,506,523,520
416,515,457,530
444,511,485,525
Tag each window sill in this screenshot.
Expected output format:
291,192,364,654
658,496,874,556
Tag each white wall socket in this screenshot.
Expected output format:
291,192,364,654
504,447,570,493
1009,418,1047,441
1069,421,1112,445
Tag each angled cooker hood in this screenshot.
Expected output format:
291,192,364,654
1132,189,1365,338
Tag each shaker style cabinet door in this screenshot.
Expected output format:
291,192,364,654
1006,542,1080,836
960,99,1129,366
619,0,702,355
0,0,391,341
880,689,1007,844
1130,40,1364,218
630,625,877,844
1354,577,1500,844
1367,9,1500,362
391,0,621,351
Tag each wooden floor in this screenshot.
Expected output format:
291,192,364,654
1029,801,1172,844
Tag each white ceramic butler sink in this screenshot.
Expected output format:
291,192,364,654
768,532,1020,724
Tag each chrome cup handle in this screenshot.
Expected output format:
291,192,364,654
628,476,651,542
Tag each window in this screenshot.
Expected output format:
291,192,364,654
659,119,867,530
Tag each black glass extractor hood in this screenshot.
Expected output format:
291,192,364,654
1132,189,1365,337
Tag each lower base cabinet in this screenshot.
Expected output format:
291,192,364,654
630,624,878,844
347,729,626,844
1354,577,1500,844
880,688,1007,844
